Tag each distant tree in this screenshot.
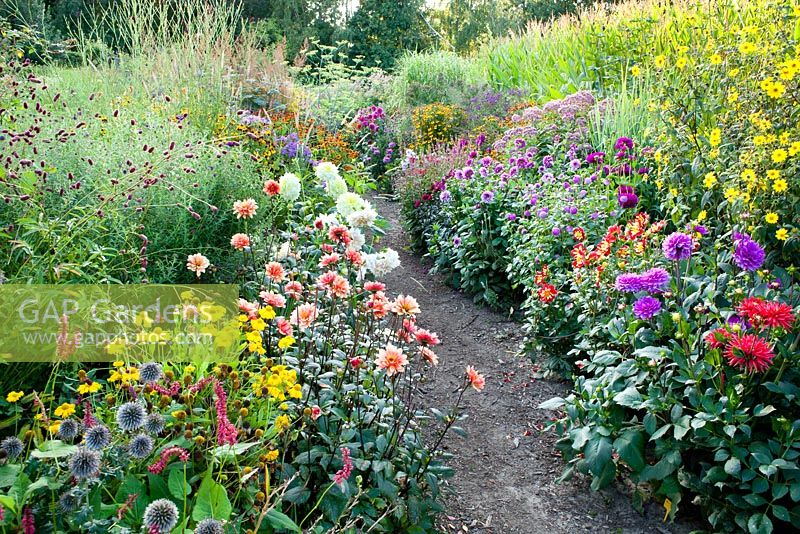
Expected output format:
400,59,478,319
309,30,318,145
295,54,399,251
345,0,430,68
434,0,524,53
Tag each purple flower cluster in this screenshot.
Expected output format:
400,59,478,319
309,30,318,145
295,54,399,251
662,232,693,261
277,132,312,161
617,185,639,209
733,233,765,271
633,296,662,319
615,268,671,293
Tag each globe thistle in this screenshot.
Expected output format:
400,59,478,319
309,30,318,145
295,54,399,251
143,498,179,533
84,425,111,450
128,434,154,459
57,418,80,441
144,413,166,435
58,490,80,513
68,447,101,480
0,436,24,459
116,402,146,432
195,518,225,534
138,362,163,384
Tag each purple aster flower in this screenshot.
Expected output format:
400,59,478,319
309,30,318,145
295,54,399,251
439,190,452,202
507,213,517,221
662,232,693,261
552,227,561,236
614,137,634,151
617,185,639,209
453,237,462,246
637,268,671,293
542,155,554,168
586,152,605,164
733,234,765,271
615,273,643,293
480,190,495,203
633,296,662,319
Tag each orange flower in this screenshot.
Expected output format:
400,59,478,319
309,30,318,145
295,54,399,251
186,253,210,277
376,344,408,376
392,295,420,317
466,365,485,391
290,303,319,329
538,283,557,304
233,198,258,219
263,180,281,196
420,346,439,366
230,233,250,250
265,262,285,282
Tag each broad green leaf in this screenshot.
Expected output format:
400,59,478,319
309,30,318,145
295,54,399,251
192,470,232,521
265,509,301,533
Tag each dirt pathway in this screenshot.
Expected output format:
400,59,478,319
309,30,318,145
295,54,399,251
372,194,693,534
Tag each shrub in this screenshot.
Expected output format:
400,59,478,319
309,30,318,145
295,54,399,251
410,103,466,150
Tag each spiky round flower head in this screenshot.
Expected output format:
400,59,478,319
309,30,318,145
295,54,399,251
116,402,146,432
0,436,24,459
59,490,80,513
195,518,225,534
138,362,163,384
128,434,154,459
144,413,166,435
143,498,179,533
84,425,111,450
57,418,80,441
69,447,101,479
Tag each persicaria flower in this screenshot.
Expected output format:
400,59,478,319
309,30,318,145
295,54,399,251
186,253,210,277
662,232,693,261
466,366,485,391
376,344,408,376
212,379,238,446
725,333,774,373
148,446,190,474
232,198,258,219
632,296,662,319
230,233,250,250
333,447,353,486
263,179,281,196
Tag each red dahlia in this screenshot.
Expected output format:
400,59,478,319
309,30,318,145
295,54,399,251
737,297,796,330
724,333,775,373
704,328,731,349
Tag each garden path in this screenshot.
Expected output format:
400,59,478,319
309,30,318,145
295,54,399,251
372,194,694,534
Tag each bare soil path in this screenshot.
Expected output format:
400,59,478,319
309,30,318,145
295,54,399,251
372,194,697,534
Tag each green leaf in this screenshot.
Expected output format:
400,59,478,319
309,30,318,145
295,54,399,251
0,465,21,489
613,429,645,472
192,470,232,521
29,440,77,459
265,509,301,533
168,469,191,500
747,512,772,534
538,397,565,410
614,386,643,408
724,457,741,476
584,436,612,476
211,442,258,461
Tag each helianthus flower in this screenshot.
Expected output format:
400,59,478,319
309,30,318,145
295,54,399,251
765,213,778,224
776,228,788,241
773,179,788,193
6,391,24,403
